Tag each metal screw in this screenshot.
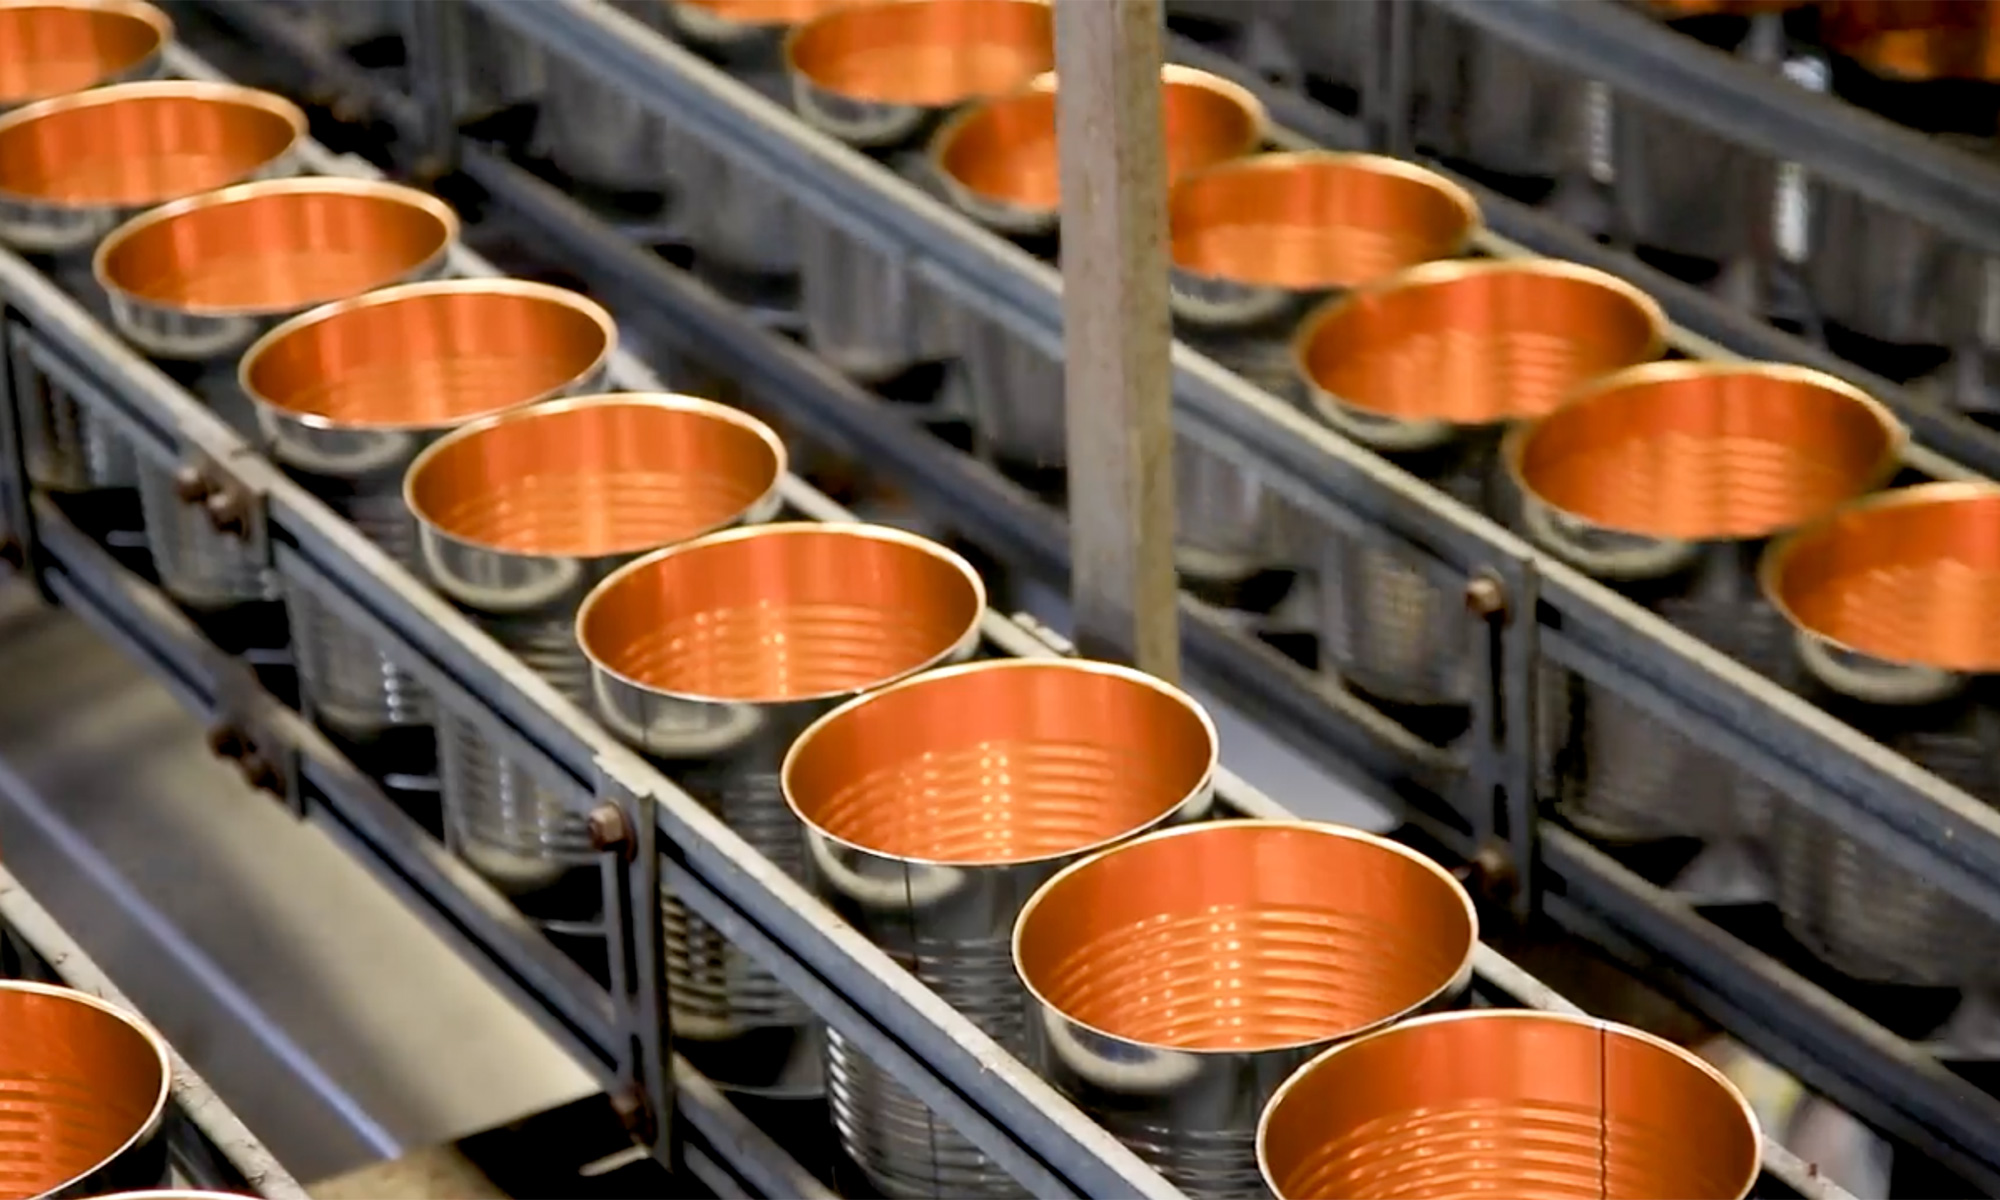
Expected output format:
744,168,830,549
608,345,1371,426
587,804,631,853
239,753,281,795
1464,572,1508,622
204,490,248,536
1461,842,1518,908
173,467,215,505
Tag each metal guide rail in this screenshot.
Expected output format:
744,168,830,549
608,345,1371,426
0,42,1838,1200
0,861,310,1200
192,0,2000,1189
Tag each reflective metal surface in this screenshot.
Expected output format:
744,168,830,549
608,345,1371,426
1014,820,1476,1199
1763,482,2000,985
408,394,785,911
0,81,303,493
1514,362,1902,843
1168,151,1478,585
786,0,1054,381
1297,259,1664,708
784,658,1216,1198
537,1,674,196
0,0,170,110
934,65,1264,470
1258,1011,1761,1200
580,522,985,1094
0,980,171,1200
95,177,457,609
242,279,617,739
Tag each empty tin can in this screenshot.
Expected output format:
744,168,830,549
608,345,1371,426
1013,820,1477,1200
1168,151,1479,589
241,280,617,742
1762,482,2000,986
1258,1010,1761,1200
1294,259,1664,710
93,177,457,609
406,394,786,920
784,658,1217,1198
0,82,304,493
1510,362,1903,846
784,0,1054,381
0,0,170,111
931,65,1265,471
580,522,986,1094
0,980,174,1200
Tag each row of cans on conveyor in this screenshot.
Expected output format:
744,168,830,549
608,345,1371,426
250,0,2000,1014
1,6,1781,1200
1189,0,2000,415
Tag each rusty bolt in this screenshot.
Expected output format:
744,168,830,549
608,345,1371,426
587,804,631,853
610,1086,654,1143
1464,573,1508,622
1462,842,1519,908
239,753,281,795
173,466,215,505
207,726,247,760
204,490,248,536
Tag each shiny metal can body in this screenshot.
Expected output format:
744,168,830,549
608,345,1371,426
0,980,175,1200
784,0,1054,381
1014,820,1477,1199
581,521,987,1095
784,658,1218,1197
1763,483,2000,986
94,177,458,609
1259,1011,1762,1200
1169,152,1479,590
1296,259,1665,709
930,66,1265,470
1510,363,1903,845
537,1,676,198
408,395,787,921
241,279,618,740
0,81,304,493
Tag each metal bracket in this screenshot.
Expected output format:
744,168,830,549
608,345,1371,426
1464,555,1540,920
597,763,674,1159
169,448,274,569
205,656,303,815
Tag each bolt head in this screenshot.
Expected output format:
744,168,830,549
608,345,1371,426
1464,574,1507,620
586,804,630,852
173,467,213,504
204,490,246,534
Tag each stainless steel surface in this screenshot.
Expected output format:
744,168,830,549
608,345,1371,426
243,279,616,740
410,394,784,916
94,177,457,609
536,1,676,196
581,522,985,1096
0,580,596,1182
784,659,1218,1198
1014,821,1476,1200
0,81,304,494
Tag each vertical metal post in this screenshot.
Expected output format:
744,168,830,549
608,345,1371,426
1053,0,1181,682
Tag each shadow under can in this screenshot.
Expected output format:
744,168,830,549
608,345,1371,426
406,394,788,930
1013,820,1477,1200
579,521,987,1096
783,657,1219,1198
93,176,458,610
1509,361,1904,849
1294,258,1665,711
1762,481,2000,988
241,279,618,745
